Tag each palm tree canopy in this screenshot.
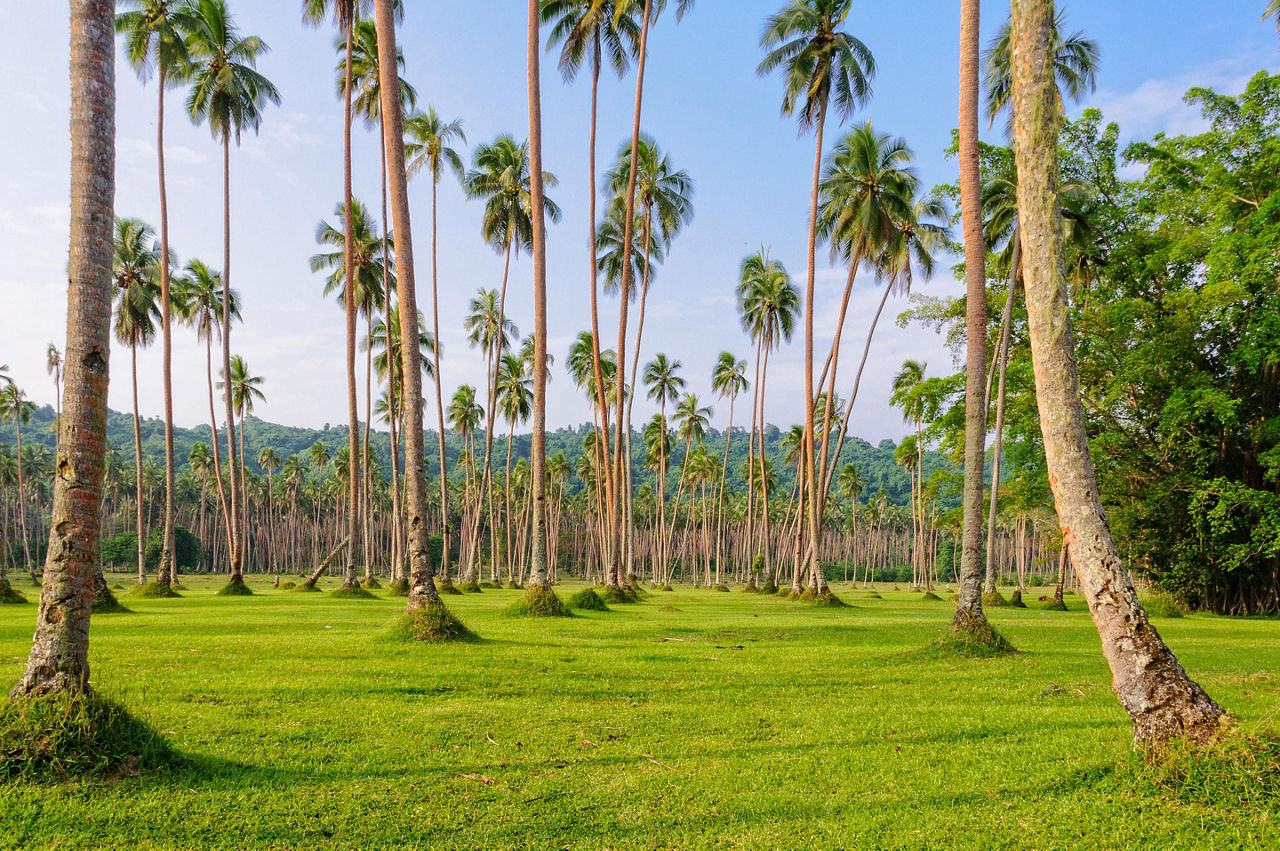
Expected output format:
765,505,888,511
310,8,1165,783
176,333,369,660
674,392,712,444
185,0,280,144
595,195,665,299
496,353,534,425
737,249,800,349
757,0,875,131
173,258,240,341
643,353,685,406
711,351,749,399
405,107,467,185
340,17,416,127
465,288,519,356
115,0,194,84
603,133,695,247
464,134,562,255
817,122,918,265
217,353,266,418
541,0,641,82
310,196,390,315
112,218,164,349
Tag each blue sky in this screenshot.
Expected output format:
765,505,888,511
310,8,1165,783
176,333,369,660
2,1,1277,442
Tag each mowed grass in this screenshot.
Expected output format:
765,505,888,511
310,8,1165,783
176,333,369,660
1,573,1277,850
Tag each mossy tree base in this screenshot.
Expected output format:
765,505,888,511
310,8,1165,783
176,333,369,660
567,588,610,611
331,584,377,600
1009,589,1028,608
0,578,28,605
809,590,851,608
390,603,477,643
936,611,1017,658
1042,599,1068,611
982,590,1011,608
759,581,778,595
1127,728,1280,809
712,584,731,593
292,582,322,593
741,584,759,594
507,585,573,618
479,581,501,590
920,591,943,601
363,577,383,590
599,585,639,604
460,581,483,593
437,582,462,596
215,577,254,597
132,581,181,599
92,588,131,614
0,692,179,780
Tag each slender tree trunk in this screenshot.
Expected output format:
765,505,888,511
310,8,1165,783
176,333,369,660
155,67,178,589
374,0,441,609
1011,0,1226,746
985,262,1018,593
430,172,452,584
220,134,243,585
130,344,145,584
801,95,829,594
12,0,113,697
341,20,362,592
953,0,992,632
526,0,550,588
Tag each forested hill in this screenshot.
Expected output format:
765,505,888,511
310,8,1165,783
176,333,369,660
2,404,951,509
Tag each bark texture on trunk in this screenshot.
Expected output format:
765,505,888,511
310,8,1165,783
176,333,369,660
953,0,991,631
341,20,362,590
157,68,177,589
373,0,441,609
1011,0,1226,747
12,0,114,698
526,0,549,587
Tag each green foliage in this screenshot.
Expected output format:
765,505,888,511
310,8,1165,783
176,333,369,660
567,588,609,611
0,692,178,779
100,532,137,567
331,584,377,600
1125,729,1280,810
1142,592,1186,619
933,617,1017,658
506,586,572,618
389,603,476,643
143,526,202,571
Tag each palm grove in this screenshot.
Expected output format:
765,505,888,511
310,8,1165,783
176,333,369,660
1,0,1277,765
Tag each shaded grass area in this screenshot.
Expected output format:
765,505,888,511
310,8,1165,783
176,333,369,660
0,574,1276,848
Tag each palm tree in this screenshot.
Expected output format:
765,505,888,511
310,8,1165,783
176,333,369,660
112,217,162,586
667,391,711,582
405,106,465,581
218,354,264,573
173,258,239,577
984,6,1098,131
890,359,929,588
759,0,875,598
737,249,800,572
837,462,863,580
710,351,748,584
643,352,684,577
496,353,532,580
258,446,281,579
45,344,63,431
13,0,115,698
1009,0,1224,745
185,0,279,589
0,383,37,583
542,1,642,582
954,0,992,634
1267,1,1280,32
115,0,193,597
448,384,484,581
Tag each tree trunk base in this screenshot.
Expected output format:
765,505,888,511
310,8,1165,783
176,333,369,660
508,585,572,618
940,608,1017,657
215,575,254,597
392,601,475,643
0,577,28,605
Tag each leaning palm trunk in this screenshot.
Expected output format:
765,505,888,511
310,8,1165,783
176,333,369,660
12,0,113,697
953,0,992,632
373,0,441,609
1010,0,1226,747
984,254,1019,594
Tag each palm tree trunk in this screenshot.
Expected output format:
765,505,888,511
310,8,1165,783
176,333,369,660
623,226,654,582
716,396,736,585
156,65,178,590
205,334,232,569
984,263,1018,594
12,0,113,697
953,0,992,632
430,171,451,584
614,0,654,590
374,0,442,609
364,309,374,581
801,94,828,597
131,343,145,584
341,19,362,592
221,134,243,585
1010,0,1225,746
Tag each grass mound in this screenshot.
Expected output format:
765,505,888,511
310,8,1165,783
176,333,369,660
389,602,477,644
934,616,1017,658
1143,592,1186,618
1126,728,1280,810
506,580,523,590
713,584,731,593
460,582,483,593
982,590,1011,608
862,591,883,600
0,692,179,780
387,578,410,596
363,577,383,590
599,585,639,604
436,581,462,596
1009,589,1028,609
567,588,610,612
215,578,253,597
1042,599,1068,611
506,586,573,618
0,580,29,605
479,581,501,590
280,581,297,591
658,584,674,592
759,580,778,595
920,591,943,601
291,582,322,593
810,590,851,608
92,588,131,614
658,605,681,612
131,581,180,599
741,584,759,594
331,584,377,600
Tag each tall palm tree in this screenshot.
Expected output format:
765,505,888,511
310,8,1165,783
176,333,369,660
173,258,239,577
405,106,465,582
1009,0,1224,745
607,0,694,591
643,352,684,576
737,249,800,572
0,383,37,583
258,446,281,578
115,0,192,595
954,0,992,634
112,217,162,586
890,359,929,587
45,344,63,431
218,353,264,573
759,0,875,599
12,0,114,698
304,0,367,595
710,351,748,584
496,352,533,579
668,391,711,582
185,0,279,590
542,1,642,582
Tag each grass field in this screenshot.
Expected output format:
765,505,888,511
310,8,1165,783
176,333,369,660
1,573,1277,850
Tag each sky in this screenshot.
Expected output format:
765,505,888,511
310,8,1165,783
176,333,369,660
2,1,1277,444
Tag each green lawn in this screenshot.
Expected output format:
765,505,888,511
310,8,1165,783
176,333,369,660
1,574,1276,849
